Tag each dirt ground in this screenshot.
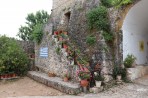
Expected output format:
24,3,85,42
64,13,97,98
0,77,64,98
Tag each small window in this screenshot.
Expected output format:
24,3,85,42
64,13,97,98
65,12,71,23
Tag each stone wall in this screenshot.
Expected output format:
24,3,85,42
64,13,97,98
51,0,114,81
17,40,35,70
35,0,147,82
17,41,34,55
35,23,78,79
34,0,115,81
52,0,74,31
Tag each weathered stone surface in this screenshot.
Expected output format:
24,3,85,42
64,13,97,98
28,71,81,95
126,65,148,81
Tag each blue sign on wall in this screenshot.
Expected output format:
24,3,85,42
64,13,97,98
40,47,48,58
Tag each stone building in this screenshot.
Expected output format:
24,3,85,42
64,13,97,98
35,0,148,82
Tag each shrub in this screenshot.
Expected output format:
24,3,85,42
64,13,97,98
86,6,109,31
102,31,114,42
101,0,114,7
124,54,136,68
101,0,133,8
0,35,29,76
86,35,96,46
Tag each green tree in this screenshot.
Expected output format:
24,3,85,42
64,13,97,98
17,10,50,42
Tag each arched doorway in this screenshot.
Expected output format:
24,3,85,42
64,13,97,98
122,0,148,65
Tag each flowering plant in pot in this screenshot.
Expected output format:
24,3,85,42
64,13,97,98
124,54,136,68
76,70,90,87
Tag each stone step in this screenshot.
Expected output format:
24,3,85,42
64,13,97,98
27,71,81,95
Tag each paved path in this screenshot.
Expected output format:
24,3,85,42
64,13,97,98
8,84,148,98
7,75,148,98
134,75,148,86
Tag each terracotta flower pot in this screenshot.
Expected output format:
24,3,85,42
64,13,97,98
12,73,16,77
64,77,69,82
54,31,59,35
59,37,63,41
64,32,68,35
1,75,5,78
63,44,68,49
80,80,89,87
7,74,11,78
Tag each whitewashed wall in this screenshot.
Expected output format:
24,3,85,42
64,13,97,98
122,0,148,65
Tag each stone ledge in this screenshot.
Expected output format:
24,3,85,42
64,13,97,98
127,65,148,81
27,71,81,95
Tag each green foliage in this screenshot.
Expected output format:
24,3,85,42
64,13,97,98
102,31,114,41
32,24,44,44
77,71,90,80
101,0,115,7
64,73,70,78
0,35,29,76
94,74,104,81
124,54,136,68
86,35,96,46
87,6,109,31
101,0,133,8
112,65,127,80
86,6,114,42
17,10,50,43
56,47,61,55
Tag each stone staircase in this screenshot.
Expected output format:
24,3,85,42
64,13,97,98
27,71,81,95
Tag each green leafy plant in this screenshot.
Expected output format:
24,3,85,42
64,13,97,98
0,35,29,76
64,73,70,78
86,35,96,46
101,0,133,8
77,70,90,80
94,74,104,81
32,24,44,44
55,47,61,55
117,0,133,7
112,65,126,80
102,31,114,42
86,6,109,31
124,54,136,68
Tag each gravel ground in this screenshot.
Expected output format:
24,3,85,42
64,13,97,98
1,76,148,98
0,77,64,98
86,83,148,98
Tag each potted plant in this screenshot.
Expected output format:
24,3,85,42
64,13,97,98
124,54,136,68
124,54,136,81
94,74,104,87
77,70,90,87
112,65,126,81
63,73,70,82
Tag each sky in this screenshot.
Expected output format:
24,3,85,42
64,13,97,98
0,0,52,39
